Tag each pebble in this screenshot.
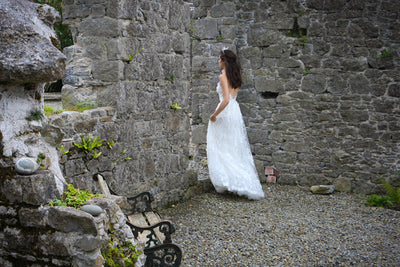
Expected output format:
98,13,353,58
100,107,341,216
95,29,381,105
14,157,39,175
158,184,400,266
81,204,103,216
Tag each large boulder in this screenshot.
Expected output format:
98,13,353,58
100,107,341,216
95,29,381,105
0,0,66,83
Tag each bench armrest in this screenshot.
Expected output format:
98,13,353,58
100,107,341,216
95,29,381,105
144,243,182,267
126,219,175,248
125,191,154,213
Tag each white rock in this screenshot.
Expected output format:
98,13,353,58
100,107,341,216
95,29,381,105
310,185,335,194
15,157,39,175
81,204,103,216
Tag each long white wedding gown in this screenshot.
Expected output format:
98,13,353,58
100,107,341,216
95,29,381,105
207,82,265,200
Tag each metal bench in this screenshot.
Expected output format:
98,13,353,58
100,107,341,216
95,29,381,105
95,174,182,266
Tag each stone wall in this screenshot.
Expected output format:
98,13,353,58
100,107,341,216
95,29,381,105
60,0,399,200
0,1,144,266
0,189,139,267
61,0,197,206
190,0,400,193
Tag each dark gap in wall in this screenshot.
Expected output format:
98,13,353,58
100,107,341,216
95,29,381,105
260,91,279,99
45,79,63,92
285,17,307,45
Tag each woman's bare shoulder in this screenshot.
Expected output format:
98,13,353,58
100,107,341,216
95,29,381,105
219,72,228,82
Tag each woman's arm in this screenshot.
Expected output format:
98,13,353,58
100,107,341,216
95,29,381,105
210,74,230,122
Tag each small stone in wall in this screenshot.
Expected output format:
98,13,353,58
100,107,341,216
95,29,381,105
310,185,335,194
81,204,103,216
15,158,39,175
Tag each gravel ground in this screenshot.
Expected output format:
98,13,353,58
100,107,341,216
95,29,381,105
158,184,400,266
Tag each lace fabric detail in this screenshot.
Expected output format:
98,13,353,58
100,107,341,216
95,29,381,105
207,83,264,200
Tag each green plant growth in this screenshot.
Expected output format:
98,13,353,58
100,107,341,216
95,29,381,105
37,153,46,164
102,234,142,267
26,109,44,121
44,105,64,116
217,34,224,41
66,102,97,113
189,19,200,44
74,134,105,154
59,144,70,155
287,19,307,46
297,8,306,15
379,48,393,59
362,194,393,207
92,150,102,159
128,48,144,63
381,178,400,206
303,66,310,75
107,141,115,149
362,177,400,209
48,184,99,209
170,103,182,110
166,74,175,83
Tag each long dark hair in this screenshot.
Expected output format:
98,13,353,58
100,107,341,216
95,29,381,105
220,49,242,89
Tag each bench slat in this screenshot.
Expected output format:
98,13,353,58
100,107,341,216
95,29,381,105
144,212,164,242
127,214,152,245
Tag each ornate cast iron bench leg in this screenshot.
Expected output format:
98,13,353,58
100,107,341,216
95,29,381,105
144,243,183,267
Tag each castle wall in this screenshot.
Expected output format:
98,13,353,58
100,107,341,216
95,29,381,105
190,0,400,193
60,0,399,202
61,0,196,205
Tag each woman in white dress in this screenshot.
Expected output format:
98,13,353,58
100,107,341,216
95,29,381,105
207,49,265,200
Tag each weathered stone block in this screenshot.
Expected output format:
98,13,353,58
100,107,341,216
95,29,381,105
192,56,219,73
326,76,348,95
74,235,104,252
210,2,235,18
247,128,267,144
92,60,122,81
301,74,326,94
240,47,262,69
62,5,90,20
47,207,98,235
272,151,296,164
91,5,106,18
265,14,295,29
19,207,47,228
254,77,284,93
278,57,302,68
193,19,218,39
199,0,216,7
263,45,284,58
249,24,282,46
64,158,86,179
219,26,235,40
3,227,36,253
191,125,207,144
308,21,325,37
359,123,379,139
388,83,400,97
37,232,70,256
106,39,122,60
78,18,120,37
0,171,61,205
333,177,352,192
